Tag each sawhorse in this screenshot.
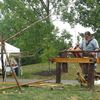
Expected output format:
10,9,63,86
50,56,100,89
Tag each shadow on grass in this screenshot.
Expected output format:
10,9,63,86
32,69,56,76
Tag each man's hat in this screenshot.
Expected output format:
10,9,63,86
84,31,92,36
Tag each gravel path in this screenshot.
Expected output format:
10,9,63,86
0,78,79,85
0,78,100,85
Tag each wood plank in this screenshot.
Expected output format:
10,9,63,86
60,50,100,53
97,58,100,63
50,57,95,63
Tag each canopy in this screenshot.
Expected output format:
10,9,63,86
0,42,20,69
0,42,20,53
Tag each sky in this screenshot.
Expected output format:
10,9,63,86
53,19,93,46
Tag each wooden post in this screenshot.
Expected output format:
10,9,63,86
1,40,6,82
59,52,68,73
18,55,21,77
62,63,68,73
56,63,61,83
87,63,95,89
3,43,22,92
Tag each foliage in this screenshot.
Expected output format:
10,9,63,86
74,0,100,43
61,0,100,42
0,0,72,65
74,0,100,33
95,33,100,45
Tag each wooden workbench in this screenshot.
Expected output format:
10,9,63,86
49,50,100,89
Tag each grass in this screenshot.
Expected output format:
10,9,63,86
21,62,100,80
0,85,100,100
21,63,56,79
0,62,100,99
21,63,81,80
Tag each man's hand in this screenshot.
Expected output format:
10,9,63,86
95,49,100,51
74,47,81,51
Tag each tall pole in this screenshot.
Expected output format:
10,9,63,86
1,34,6,82
0,33,22,92
3,45,22,92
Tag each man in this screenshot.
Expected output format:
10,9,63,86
79,31,99,83
80,31,99,53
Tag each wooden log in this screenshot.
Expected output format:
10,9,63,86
0,79,52,91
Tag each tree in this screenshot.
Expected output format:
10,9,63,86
61,0,100,43
74,0,100,43
0,0,72,64
74,0,100,33
61,0,100,39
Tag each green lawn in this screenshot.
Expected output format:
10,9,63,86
21,63,81,80
0,85,100,100
21,63,100,80
0,63,100,100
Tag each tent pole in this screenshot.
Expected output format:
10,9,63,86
18,54,22,77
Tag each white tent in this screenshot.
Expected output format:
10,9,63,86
0,42,20,72
0,42,20,53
